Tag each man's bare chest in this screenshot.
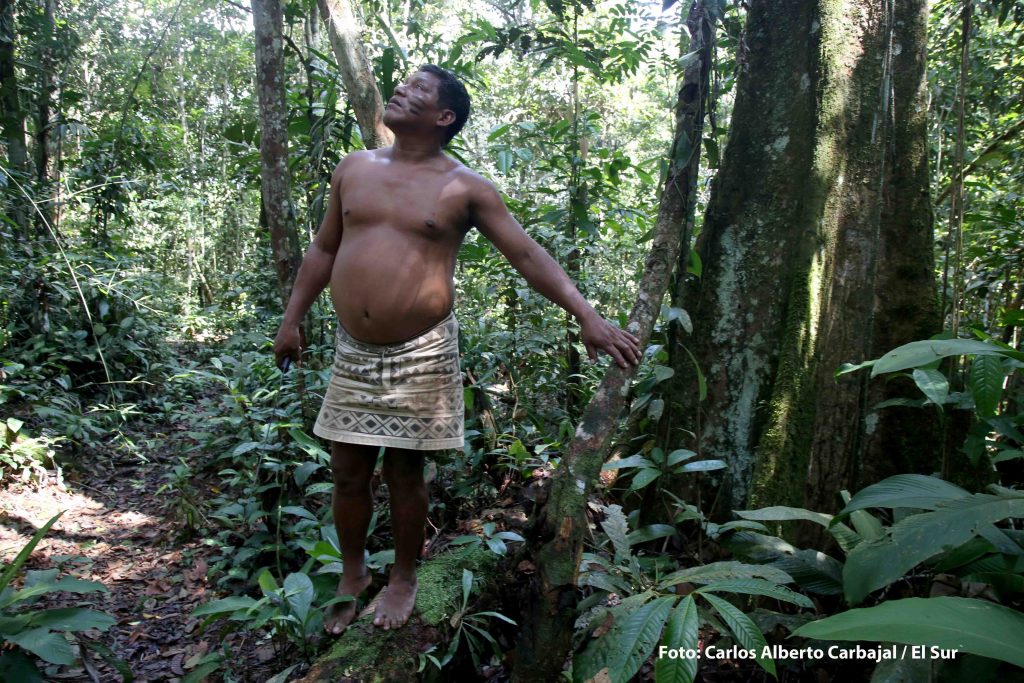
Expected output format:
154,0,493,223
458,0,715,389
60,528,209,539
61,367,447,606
340,171,471,239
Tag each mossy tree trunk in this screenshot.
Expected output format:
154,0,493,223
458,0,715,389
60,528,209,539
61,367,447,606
251,0,303,309
0,0,31,235
296,546,499,683
670,0,938,517
511,4,714,679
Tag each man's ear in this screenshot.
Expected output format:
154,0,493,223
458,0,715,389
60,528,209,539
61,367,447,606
436,109,456,127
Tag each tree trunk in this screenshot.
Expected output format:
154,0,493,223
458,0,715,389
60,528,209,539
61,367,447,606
0,0,31,234
296,546,499,682
512,5,713,679
669,0,937,517
251,0,303,309
33,0,57,236
316,0,393,150
858,0,941,490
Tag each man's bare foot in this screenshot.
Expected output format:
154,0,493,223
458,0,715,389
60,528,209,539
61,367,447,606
373,574,417,630
324,572,372,635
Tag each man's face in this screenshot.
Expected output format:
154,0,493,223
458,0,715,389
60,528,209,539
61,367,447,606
383,71,454,133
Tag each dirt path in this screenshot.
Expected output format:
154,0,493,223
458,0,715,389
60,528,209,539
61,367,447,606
0,429,279,682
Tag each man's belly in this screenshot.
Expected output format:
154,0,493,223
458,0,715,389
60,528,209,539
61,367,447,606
329,233,457,344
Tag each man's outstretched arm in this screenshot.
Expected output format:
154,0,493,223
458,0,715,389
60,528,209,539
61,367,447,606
469,177,642,368
273,158,349,367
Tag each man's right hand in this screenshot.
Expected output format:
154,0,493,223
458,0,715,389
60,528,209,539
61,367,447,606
273,323,304,371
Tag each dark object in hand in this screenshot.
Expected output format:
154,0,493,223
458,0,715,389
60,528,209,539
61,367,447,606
279,356,291,373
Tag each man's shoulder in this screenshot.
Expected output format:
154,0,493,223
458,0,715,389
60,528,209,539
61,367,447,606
447,164,496,197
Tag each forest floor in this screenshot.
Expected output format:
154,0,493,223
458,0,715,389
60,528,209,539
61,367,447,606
0,419,285,682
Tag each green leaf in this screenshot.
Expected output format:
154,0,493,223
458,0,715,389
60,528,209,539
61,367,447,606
287,428,329,461
659,561,793,589
573,596,675,683
835,474,969,519
843,493,1024,604
279,506,317,521
736,506,833,527
284,573,314,624
0,650,44,683
666,449,697,467
793,597,1024,668
700,593,775,677
653,365,674,382
293,461,321,487
4,627,75,665
0,512,63,596
675,459,725,473
870,339,1024,377
912,368,949,406
27,608,115,632
629,467,662,490
655,596,698,683
627,524,676,546
697,578,814,608
771,549,845,596
191,595,258,618
970,355,1004,417
602,455,654,471
496,149,514,173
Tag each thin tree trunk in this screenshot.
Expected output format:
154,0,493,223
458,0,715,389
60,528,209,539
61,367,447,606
512,4,713,678
34,0,57,235
251,0,302,308
316,0,392,150
0,0,31,234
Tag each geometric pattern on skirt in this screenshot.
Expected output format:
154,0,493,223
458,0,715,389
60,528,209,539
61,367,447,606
313,310,465,450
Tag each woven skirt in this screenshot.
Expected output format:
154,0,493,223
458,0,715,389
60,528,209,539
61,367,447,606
313,311,465,450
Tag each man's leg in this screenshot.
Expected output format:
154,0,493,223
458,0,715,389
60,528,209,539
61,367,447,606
373,447,428,629
324,440,377,635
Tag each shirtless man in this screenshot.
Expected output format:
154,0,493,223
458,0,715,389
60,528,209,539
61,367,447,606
273,65,641,635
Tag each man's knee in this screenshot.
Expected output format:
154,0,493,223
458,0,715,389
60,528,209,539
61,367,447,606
330,442,375,496
381,450,426,492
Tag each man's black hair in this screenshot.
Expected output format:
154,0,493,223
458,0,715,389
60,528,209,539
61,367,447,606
419,64,470,146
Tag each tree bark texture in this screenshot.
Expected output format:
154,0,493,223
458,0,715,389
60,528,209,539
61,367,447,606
0,0,30,234
671,0,937,516
859,0,941,488
251,0,302,309
317,0,393,150
511,5,713,679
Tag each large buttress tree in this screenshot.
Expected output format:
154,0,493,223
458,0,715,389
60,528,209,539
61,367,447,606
671,0,939,516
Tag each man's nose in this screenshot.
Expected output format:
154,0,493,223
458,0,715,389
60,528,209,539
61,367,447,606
393,83,407,96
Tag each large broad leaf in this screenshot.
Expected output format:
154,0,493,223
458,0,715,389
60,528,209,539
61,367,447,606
793,597,1024,668
191,595,258,618
771,550,845,596
654,596,698,683
870,339,1024,376
28,608,115,632
835,474,969,520
970,355,1004,417
283,573,315,625
4,627,75,665
659,561,793,589
0,650,44,683
700,593,775,677
736,506,833,526
573,596,675,683
2,576,107,609
736,506,861,551
844,493,1024,604
627,524,676,546
912,369,949,406
697,579,814,608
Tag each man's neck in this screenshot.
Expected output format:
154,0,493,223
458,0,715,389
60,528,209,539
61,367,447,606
389,134,445,164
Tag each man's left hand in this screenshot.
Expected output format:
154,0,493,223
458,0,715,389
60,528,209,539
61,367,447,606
580,315,642,369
